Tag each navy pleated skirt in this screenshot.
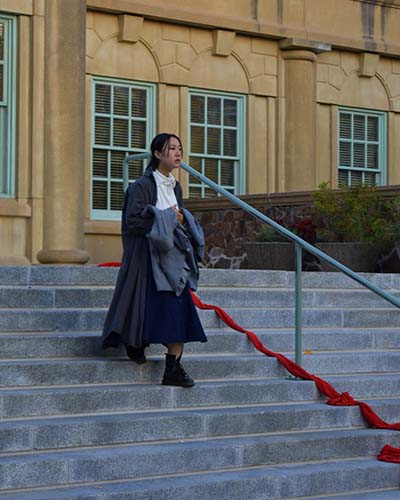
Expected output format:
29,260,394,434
141,267,207,347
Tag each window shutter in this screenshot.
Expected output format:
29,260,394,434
92,181,107,210
95,84,111,114
92,149,107,178
191,126,204,154
131,120,146,149
339,113,351,139
113,86,129,115
339,142,351,167
94,117,111,146
353,114,365,140
190,95,204,123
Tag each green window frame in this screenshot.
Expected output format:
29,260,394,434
338,107,386,187
90,78,156,220
188,89,246,198
0,15,16,197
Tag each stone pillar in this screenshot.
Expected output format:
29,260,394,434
37,0,89,264
280,39,330,192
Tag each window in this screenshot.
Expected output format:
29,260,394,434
338,108,386,187
91,78,155,219
0,15,16,197
188,90,246,198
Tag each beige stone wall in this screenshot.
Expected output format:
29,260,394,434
2,0,400,264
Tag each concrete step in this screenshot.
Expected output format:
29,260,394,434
0,355,286,387
323,373,400,400
1,400,400,454
1,328,399,359
0,458,399,499
199,287,400,309
0,378,319,418
1,351,399,388
308,491,400,500
1,286,400,310
0,265,399,500
1,374,399,420
2,266,400,290
0,429,399,492
2,306,400,331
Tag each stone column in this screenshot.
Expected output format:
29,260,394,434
280,39,330,192
37,0,89,264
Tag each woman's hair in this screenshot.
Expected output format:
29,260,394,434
148,133,183,170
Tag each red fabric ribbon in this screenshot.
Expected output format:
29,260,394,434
378,444,400,463
97,262,121,267
96,262,400,463
189,290,400,464
327,392,358,406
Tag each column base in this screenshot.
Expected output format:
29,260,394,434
36,248,90,265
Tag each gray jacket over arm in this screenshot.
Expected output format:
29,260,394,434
145,205,205,296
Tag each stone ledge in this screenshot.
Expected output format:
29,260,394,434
185,185,400,212
0,0,33,16
0,199,31,218
84,219,121,235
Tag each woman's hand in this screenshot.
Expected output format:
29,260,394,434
173,206,185,225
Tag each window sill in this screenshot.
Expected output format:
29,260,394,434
85,219,121,235
0,199,31,217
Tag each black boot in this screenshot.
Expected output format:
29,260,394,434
162,354,194,387
126,345,146,364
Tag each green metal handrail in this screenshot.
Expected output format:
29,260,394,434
123,153,400,367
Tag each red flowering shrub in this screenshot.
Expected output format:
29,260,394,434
291,218,317,244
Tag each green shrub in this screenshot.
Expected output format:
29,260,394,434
312,182,400,251
256,225,289,243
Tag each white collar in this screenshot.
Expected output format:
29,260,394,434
153,168,176,188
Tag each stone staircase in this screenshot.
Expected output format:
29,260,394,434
0,266,399,499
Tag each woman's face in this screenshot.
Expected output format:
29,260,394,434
155,137,183,174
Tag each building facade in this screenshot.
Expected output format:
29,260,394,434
1,0,400,264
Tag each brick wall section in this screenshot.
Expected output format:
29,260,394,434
185,186,400,269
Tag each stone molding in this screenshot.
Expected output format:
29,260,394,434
87,0,400,58
279,38,331,54
0,0,33,15
0,200,31,218
281,49,318,62
212,30,236,57
359,52,380,77
118,14,143,43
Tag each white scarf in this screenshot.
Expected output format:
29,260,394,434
153,168,178,210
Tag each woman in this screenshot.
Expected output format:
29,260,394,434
102,133,207,387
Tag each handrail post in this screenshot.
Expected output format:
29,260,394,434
122,152,152,192
295,242,303,367
123,154,129,193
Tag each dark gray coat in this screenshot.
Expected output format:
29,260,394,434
102,165,184,349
